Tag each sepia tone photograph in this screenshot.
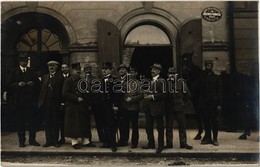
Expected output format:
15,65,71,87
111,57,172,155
1,1,259,166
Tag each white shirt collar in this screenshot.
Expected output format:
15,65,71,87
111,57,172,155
19,65,27,71
152,75,159,81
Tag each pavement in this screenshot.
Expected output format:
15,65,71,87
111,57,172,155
1,129,259,157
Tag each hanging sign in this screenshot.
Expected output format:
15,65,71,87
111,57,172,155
202,7,222,22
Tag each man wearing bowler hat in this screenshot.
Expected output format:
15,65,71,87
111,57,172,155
116,64,130,147
99,61,118,152
142,63,166,153
38,60,63,147
165,67,193,150
7,53,40,147
199,60,223,146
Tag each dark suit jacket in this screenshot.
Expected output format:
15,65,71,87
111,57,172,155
38,72,63,109
144,77,166,116
7,67,38,109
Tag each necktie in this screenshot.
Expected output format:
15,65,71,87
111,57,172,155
23,69,26,73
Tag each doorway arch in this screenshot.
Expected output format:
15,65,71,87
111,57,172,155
118,10,180,78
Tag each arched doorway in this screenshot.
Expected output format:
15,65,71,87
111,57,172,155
122,24,173,79
1,12,70,131
2,12,70,87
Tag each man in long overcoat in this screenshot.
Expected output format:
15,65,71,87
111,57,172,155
142,63,166,153
38,60,63,147
199,60,223,146
63,63,92,149
7,53,40,147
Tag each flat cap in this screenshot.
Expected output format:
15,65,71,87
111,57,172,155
83,64,92,69
168,67,177,74
18,53,28,61
117,64,129,71
204,60,213,65
47,60,59,65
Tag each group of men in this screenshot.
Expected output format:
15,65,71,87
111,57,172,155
7,53,223,153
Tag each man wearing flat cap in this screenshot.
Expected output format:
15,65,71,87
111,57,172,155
99,61,118,152
199,60,223,146
142,63,166,153
7,53,40,147
164,67,193,150
38,60,63,147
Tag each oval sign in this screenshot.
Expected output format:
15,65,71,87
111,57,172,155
202,7,222,22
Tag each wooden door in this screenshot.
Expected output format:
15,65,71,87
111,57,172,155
97,19,120,67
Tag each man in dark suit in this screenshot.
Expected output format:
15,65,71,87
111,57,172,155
99,62,118,152
165,67,193,150
38,60,63,147
7,53,40,147
116,64,130,147
199,60,223,146
142,63,166,153
58,63,70,145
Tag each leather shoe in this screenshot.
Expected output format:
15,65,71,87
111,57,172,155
111,147,117,152
42,143,54,147
142,144,155,149
54,143,60,147
194,134,202,140
116,142,128,147
72,144,81,149
19,143,25,148
156,147,163,153
201,139,212,145
131,145,137,149
83,143,96,147
29,141,41,146
100,144,110,148
212,140,219,146
239,134,247,140
164,145,173,149
58,139,65,145
180,143,193,150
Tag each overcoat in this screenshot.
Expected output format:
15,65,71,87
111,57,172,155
63,75,90,138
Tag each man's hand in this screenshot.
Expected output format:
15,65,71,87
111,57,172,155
18,82,26,87
113,106,118,111
26,81,33,86
125,97,132,102
144,94,153,100
78,97,84,102
217,105,221,111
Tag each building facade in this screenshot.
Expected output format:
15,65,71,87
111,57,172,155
1,1,258,129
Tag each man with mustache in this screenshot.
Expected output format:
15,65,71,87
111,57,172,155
142,63,166,153
38,60,63,148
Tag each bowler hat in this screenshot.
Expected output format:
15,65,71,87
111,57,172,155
18,53,28,61
150,63,162,71
168,67,177,74
71,63,81,70
102,62,112,69
117,64,128,71
204,60,213,65
47,60,59,66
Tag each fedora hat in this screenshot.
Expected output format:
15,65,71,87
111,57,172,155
150,63,162,71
